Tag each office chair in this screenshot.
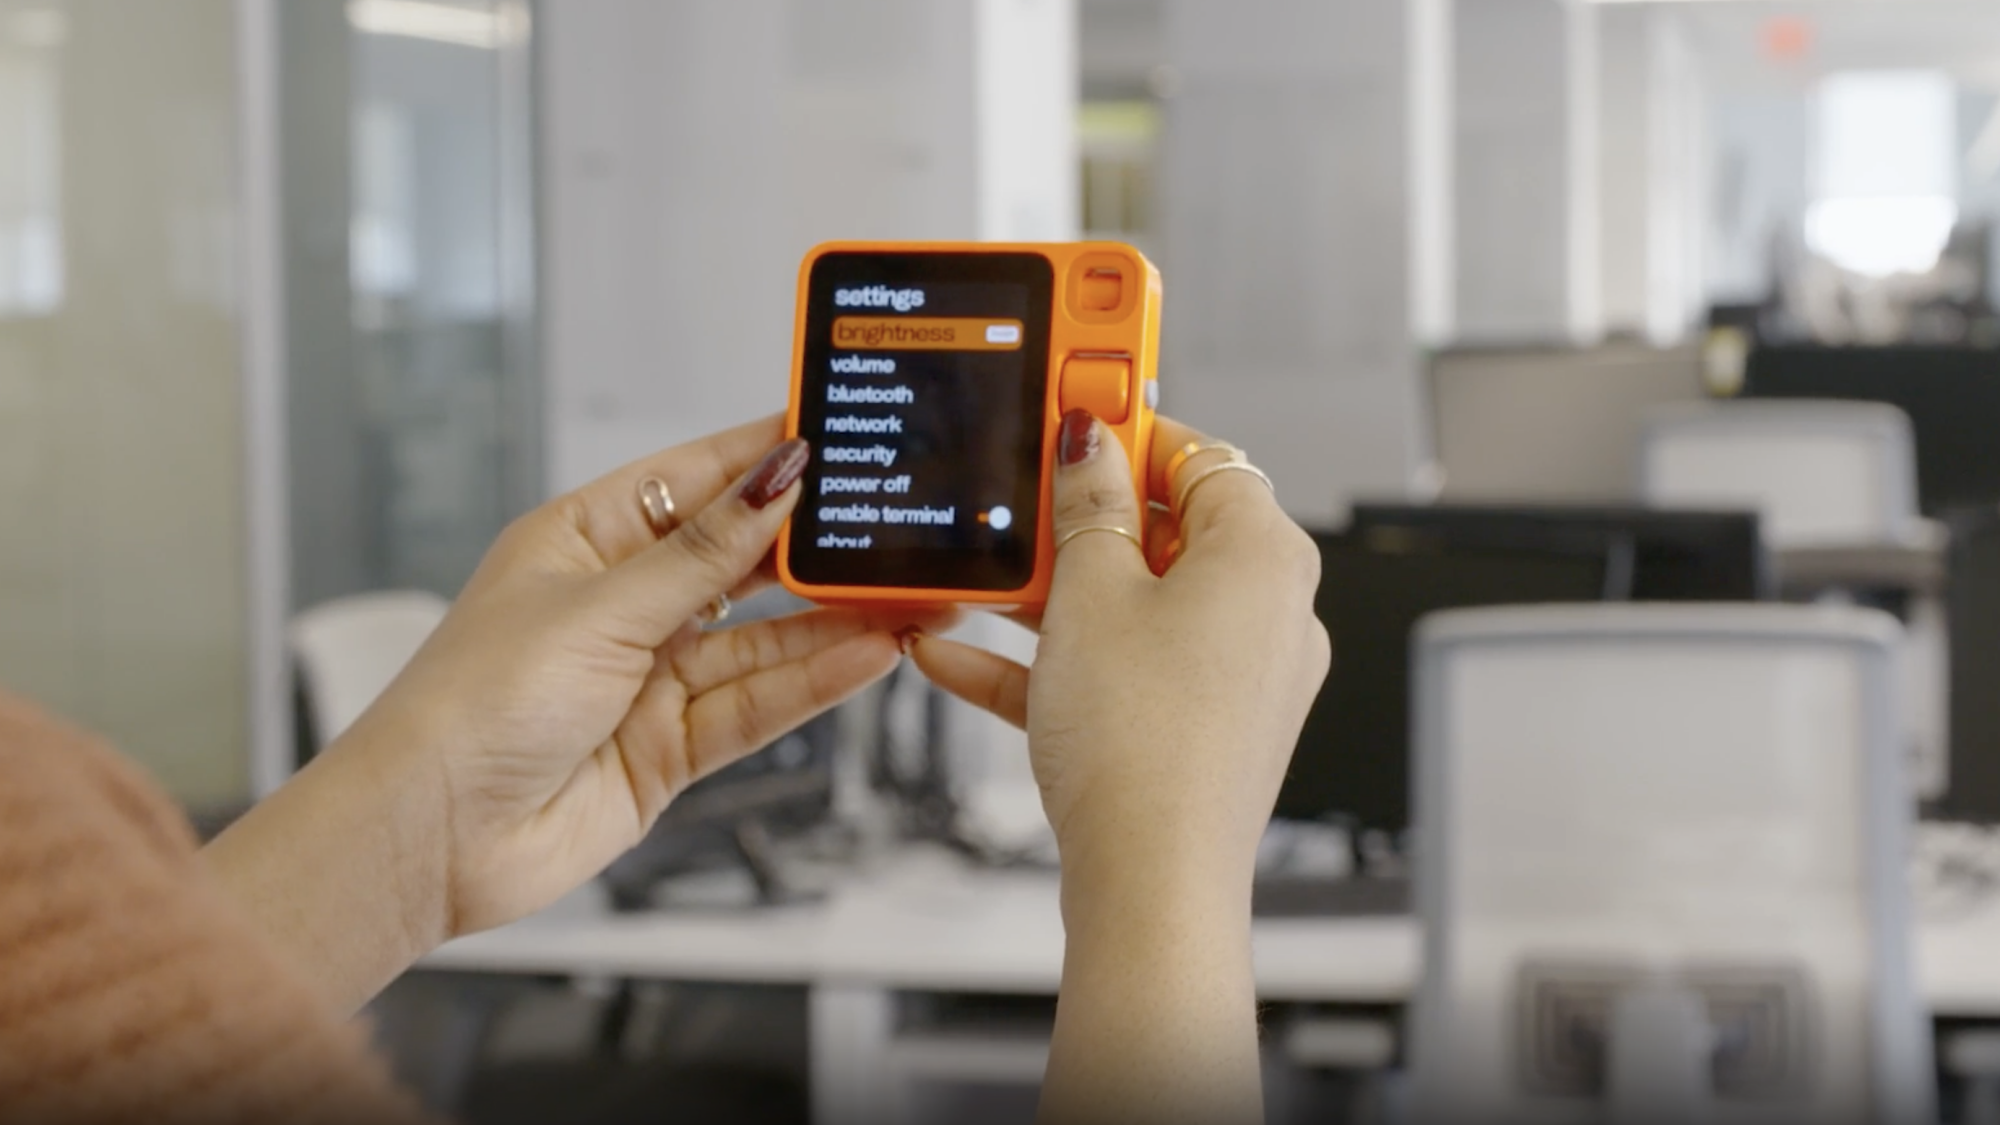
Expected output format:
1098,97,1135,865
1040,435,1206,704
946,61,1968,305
1638,400,1945,803
288,590,449,753
1638,400,1922,551
1406,604,1933,1125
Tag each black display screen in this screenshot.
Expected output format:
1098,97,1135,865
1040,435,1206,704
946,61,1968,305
788,251,1054,592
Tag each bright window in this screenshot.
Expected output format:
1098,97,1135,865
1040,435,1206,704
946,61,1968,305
1805,70,1958,277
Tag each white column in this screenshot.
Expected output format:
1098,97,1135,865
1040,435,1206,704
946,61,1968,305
974,0,1078,243
1597,4,1707,344
1597,2,1649,336
1158,0,1450,520
1452,0,1601,345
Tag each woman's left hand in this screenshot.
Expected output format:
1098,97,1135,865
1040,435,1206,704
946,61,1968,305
208,414,946,1011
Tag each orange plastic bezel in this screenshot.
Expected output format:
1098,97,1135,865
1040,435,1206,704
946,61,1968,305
778,240,1162,609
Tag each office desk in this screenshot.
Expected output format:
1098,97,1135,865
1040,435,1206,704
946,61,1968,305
423,879,825,983
1920,900,2000,1019
421,846,2000,1123
423,847,1418,1123
427,848,1421,996
1773,544,1947,597
811,848,1416,1001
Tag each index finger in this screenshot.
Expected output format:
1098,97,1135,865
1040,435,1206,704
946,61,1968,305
1147,413,1283,543
552,413,788,569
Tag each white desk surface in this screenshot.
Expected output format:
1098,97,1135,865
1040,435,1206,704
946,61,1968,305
1918,904,2000,1018
422,846,2000,1017
811,849,1417,1002
424,880,826,983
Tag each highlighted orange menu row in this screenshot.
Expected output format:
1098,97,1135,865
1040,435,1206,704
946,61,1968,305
832,316,1024,352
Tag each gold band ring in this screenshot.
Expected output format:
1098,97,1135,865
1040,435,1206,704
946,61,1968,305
637,477,677,537
1055,524,1144,554
1173,460,1275,519
1167,443,1246,510
1164,438,1245,487
639,477,732,626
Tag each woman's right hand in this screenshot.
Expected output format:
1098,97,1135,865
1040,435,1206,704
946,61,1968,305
909,409,1328,1125
912,410,1328,888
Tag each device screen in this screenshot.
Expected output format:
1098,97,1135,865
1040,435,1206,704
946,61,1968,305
789,251,1054,592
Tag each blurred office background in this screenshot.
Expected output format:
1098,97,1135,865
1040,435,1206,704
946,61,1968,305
11,0,2000,1122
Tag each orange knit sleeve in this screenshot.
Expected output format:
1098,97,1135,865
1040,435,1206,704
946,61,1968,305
0,693,436,1125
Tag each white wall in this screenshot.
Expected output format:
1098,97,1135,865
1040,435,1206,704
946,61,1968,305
539,0,1076,495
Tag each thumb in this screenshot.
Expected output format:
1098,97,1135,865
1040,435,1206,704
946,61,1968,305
1048,409,1149,596
594,437,811,646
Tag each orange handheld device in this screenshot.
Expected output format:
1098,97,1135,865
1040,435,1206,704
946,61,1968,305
778,241,1161,608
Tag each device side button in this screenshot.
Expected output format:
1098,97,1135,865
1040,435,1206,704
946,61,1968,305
1059,356,1132,425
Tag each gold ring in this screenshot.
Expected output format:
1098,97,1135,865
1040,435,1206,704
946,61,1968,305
1173,460,1275,519
1055,525,1144,553
637,477,676,537
701,593,732,625
1167,442,1246,508
1164,438,1244,487
1166,441,1251,515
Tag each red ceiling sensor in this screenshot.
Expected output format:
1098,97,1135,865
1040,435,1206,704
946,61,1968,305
1762,15,1814,62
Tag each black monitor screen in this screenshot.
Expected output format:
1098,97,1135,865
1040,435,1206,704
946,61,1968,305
1279,531,1611,831
1347,504,1769,602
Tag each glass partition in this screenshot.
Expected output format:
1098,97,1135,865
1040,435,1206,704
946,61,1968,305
281,0,539,612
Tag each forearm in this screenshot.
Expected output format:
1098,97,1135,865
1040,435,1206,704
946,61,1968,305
1040,830,1263,1125
203,715,451,1015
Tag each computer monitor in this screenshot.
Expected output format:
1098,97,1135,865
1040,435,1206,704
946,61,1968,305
1428,343,1704,504
1347,504,1772,602
1944,506,2000,823
1278,529,1612,834
1741,346,2000,516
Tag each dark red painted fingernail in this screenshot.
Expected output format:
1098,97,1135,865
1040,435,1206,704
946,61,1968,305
741,439,811,509
894,626,924,655
1058,409,1099,467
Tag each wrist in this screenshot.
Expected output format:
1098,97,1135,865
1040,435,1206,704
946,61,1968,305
321,707,457,949
203,707,452,1013
1054,804,1258,939
1046,803,1263,1125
